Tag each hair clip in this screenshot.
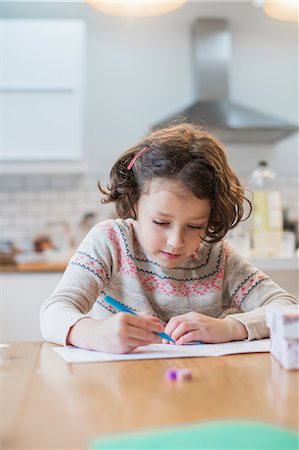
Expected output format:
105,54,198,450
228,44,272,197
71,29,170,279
127,146,148,170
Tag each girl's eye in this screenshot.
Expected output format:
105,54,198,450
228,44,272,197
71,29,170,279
188,225,205,230
152,220,205,230
153,220,169,226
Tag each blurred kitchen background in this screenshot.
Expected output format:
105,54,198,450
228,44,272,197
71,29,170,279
0,0,298,340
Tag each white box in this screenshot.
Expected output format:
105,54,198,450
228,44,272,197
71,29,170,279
267,306,299,370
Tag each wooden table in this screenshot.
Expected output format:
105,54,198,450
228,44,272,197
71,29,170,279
1,342,298,449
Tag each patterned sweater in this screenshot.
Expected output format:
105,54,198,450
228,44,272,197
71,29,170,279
40,218,297,345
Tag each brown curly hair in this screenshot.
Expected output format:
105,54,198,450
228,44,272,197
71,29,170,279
98,123,252,243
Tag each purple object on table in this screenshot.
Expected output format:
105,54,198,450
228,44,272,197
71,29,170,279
166,369,178,380
166,368,193,381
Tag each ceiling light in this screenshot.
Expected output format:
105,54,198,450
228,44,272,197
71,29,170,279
85,0,187,17
262,0,299,22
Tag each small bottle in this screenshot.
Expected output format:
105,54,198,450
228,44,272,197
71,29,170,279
250,161,283,258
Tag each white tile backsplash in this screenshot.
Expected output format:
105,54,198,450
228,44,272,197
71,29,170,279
1,173,117,249
1,173,298,251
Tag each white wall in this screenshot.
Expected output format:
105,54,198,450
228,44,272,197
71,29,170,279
84,3,298,179
85,19,194,172
2,1,298,179
228,13,298,178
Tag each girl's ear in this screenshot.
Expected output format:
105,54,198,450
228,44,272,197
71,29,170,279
127,193,137,219
131,203,138,220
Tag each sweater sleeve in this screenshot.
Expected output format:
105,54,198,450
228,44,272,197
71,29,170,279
40,221,114,345
220,241,298,340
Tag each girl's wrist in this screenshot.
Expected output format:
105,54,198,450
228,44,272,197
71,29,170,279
67,317,96,349
225,317,248,341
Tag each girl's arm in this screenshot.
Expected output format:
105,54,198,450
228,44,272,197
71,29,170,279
40,223,112,346
66,313,164,353
40,221,164,352
164,241,297,344
220,241,298,340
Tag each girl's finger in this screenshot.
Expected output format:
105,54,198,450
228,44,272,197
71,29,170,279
127,324,161,343
171,321,196,341
164,316,187,337
175,330,202,345
127,314,164,334
139,312,161,322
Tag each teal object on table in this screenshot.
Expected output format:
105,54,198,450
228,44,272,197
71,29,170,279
90,421,298,450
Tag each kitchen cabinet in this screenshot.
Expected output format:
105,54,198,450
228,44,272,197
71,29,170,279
0,20,85,163
1,272,63,341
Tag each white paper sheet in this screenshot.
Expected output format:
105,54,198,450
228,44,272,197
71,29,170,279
53,339,270,364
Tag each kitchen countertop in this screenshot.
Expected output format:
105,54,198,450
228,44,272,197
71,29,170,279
1,257,298,273
0,262,67,273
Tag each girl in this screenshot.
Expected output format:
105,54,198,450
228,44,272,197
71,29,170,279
40,124,297,353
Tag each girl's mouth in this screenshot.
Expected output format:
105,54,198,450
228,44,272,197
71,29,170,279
161,251,182,260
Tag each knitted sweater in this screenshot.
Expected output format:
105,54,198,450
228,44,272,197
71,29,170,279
40,218,297,345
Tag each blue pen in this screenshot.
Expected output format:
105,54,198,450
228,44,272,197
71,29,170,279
104,295,175,343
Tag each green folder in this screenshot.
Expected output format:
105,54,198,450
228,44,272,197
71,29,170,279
90,421,298,450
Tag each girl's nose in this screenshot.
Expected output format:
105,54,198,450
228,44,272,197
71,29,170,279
167,228,185,249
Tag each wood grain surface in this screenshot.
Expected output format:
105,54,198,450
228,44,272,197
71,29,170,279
1,342,298,449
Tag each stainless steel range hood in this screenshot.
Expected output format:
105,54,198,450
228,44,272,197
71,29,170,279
154,19,298,144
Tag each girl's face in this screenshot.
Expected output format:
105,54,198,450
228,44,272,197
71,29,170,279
135,178,211,269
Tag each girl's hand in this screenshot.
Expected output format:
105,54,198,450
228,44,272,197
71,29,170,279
69,313,164,354
163,312,248,345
